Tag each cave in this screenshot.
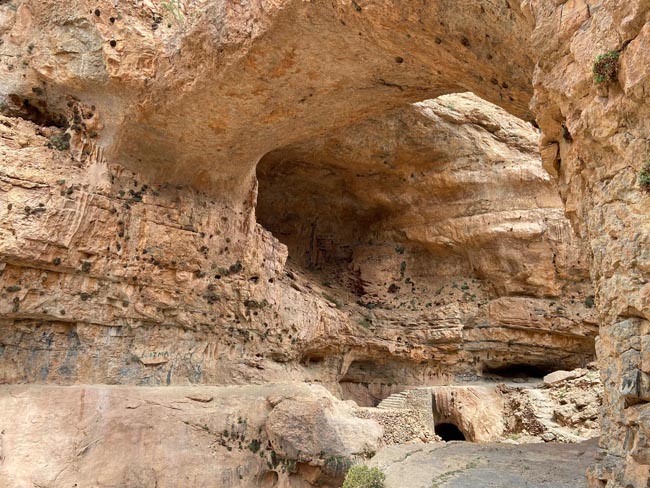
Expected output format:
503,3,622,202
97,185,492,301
254,94,499,297
482,363,556,380
435,423,466,442
255,92,596,384
255,137,387,290
1,0,646,485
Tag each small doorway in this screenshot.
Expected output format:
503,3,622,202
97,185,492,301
436,423,466,441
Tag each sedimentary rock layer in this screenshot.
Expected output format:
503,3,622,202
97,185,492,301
0,0,534,201
1,0,643,486
0,95,595,397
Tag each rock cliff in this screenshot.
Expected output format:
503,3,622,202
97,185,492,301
0,383,382,487
0,0,646,487
0,97,595,399
529,1,650,485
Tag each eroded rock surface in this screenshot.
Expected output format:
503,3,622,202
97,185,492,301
0,0,535,202
0,0,640,486
0,96,595,399
258,93,597,404
0,383,382,488
355,368,602,446
529,1,650,485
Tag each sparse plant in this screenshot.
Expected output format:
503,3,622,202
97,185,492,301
584,295,595,309
342,465,385,488
639,162,650,192
229,261,243,274
325,455,353,478
49,133,70,151
247,439,261,453
243,299,268,309
593,51,619,84
161,0,184,25
357,316,373,329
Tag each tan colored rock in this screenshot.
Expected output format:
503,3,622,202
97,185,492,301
354,370,602,446
266,396,383,461
0,383,382,488
3,0,644,484
529,1,650,485
544,369,587,386
431,386,505,442
0,93,595,396
258,93,597,397
0,0,536,204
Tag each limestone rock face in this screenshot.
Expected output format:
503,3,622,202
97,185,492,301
0,94,595,398
0,0,535,203
0,383,382,488
0,0,637,486
266,396,383,461
258,93,597,400
528,1,650,485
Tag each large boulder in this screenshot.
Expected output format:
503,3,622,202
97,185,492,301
0,383,382,487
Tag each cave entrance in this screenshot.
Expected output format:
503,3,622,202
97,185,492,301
256,148,374,280
482,363,556,380
435,423,466,442
254,92,514,303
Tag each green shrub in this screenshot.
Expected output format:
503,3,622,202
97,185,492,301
162,0,185,25
342,465,385,488
593,51,619,84
639,162,650,191
49,133,70,151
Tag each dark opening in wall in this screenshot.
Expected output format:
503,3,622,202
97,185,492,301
436,423,466,441
2,94,68,128
256,148,378,282
482,363,555,380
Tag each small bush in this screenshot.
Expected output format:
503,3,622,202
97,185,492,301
49,133,70,151
593,51,619,84
342,465,385,488
639,162,650,191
